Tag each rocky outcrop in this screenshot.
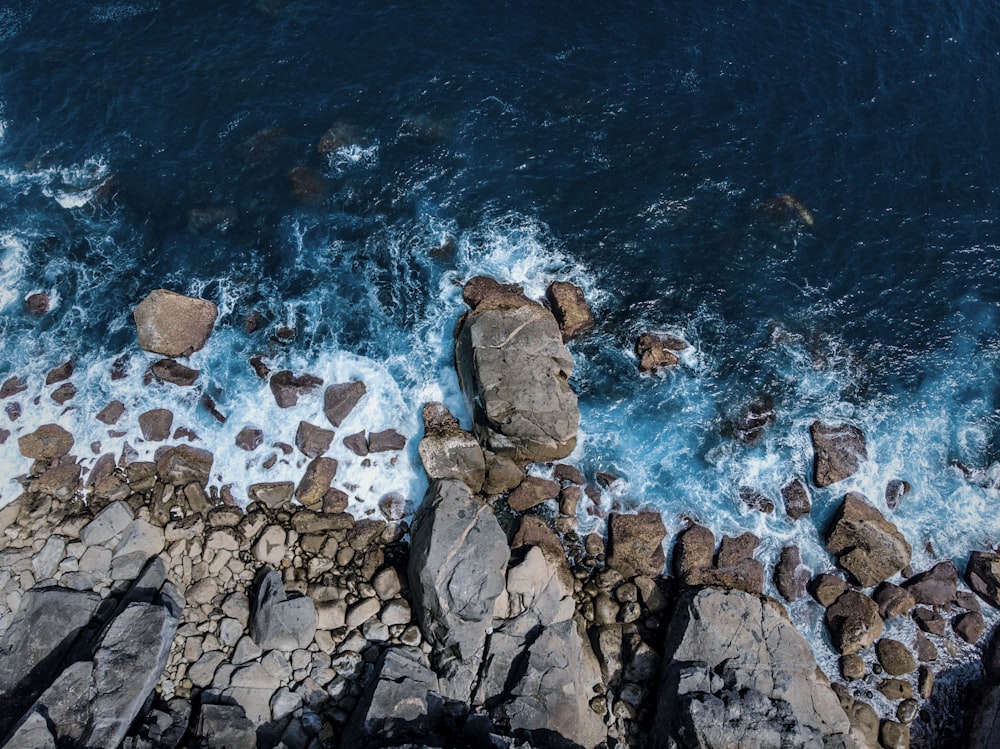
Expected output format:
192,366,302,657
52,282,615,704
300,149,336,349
824,590,883,655
652,587,862,749
606,511,666,578
967,550,1000,608
133,289,218,358
545,281,595,342
635,332,687,373
810,421,867,487
417,403,486,493
455,277,579,463
968,627,1000,749
825,493,911,587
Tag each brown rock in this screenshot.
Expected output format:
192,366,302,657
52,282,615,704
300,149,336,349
885,479,910,510
544,281,595,342
896,699,919,725
673,523,715,579
913,630,937,662
0,429,8,444
901,560,958,607
462,276,533,311
839,654,866,681
512,515,564,561
51,382,76,404
295,457,338,507
34,463,82,499
150,358,199,386
270,370,323,408
737,486,775,514
825,492,911,587
879,719,910,749
482,452,523,495
957,590,982,613
25,292,50,316
248,482,295,509
156,445,213,486
249,355,270,379
781,477,812,520
716,532,759,568
558,486,580,516
878,679,914,701
966,550,1000,609
553,464,585,485
607,511,667,578
954,610,985,644
369,429,406,452
421,402,460,433
774,544,810,602
96,400,125,425
912,607,946,635
873,582,916,620
295,421,335,458
824,590,883,655
45,359,74,385
134,288,218,357
326,488,350,514
635,332,687,373
507,476,561,512
235,427,263,451
18,424,73,460
323,381,367,427
200,393,226,423
918,665,934,700
0,375,27,398
343,431,368,456
110,355,130,380
809,573,848,607
810,421,867,487
876,639,916,675
138,409,174,441
831,685,879,748
5,402,20,421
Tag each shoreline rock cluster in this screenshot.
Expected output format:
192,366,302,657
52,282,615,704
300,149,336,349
0,279,999,748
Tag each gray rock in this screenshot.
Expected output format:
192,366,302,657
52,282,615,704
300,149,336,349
247,481,295,508
250,568,317,651
369,429,407,452
0,709,56,749
134,289,218,357
195,703,257,749
417,404,486,492
901,560,958,607
343,648,443,749
810,421,867,487
969,683,1000,749
825,493,911,587
652,587,861,749
407,479,509,702
968,550,1000,609
456,291,579,463
31,536,66,580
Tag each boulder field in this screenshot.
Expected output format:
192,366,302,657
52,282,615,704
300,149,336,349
0,277,998,749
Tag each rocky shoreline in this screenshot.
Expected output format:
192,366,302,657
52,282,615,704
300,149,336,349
1,278,999,748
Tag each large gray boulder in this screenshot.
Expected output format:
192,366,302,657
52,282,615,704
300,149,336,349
652,587,865,749
825,493,911,587
134,289,218,357
249,568,317,651
455,279,579,463
408,479,509,702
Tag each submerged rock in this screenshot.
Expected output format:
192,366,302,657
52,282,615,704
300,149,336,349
781,477,812,520
635,332,687,373
134,289,218,358
150,358,199,386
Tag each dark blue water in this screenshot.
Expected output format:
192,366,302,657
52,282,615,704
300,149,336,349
1,1,999,729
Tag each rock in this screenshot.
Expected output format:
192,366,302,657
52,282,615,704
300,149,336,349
341,431,367,456
879,720,909,749
652,587,857,749
914,630,937,663
875,639,916,675
553,463,586,485
774,544,810,602
954,610,985,644
840,654,866,681
507,476,560,512
607,511,667,578
45,359,74,384
295,421,335,458
462,276,533,310
25,291,50,316
731,395,776,445
896,699,919,724
50,383,76,404
781,478,812,520
81,501,134,546
0,375,27,399
253,525,288,566
901,560,958,607
247,481,295,508
878,678,913,701
134,289,218,357
873,582,916,620
96,400,125,425
825,492,911,587
831,685,879,747
150,358,199,386
5,402,21,421
635,332,687,373
1,709,56,748
18,424,74,460
966,550,1000,609
369,429,406,452
249,568,317,651
270,370,323,408
738,486,775,514
968,684,1000,749
544,280,595,342
294,457,338,507
407,479,509,702
156,445,213,486
825,590,883,655
482,452,524,495
511,515,564,562
32,536,66,580
323,380,367,427
494,618,608,749
235,426,263,451
809,573,848,607
418,403,486,492
194,704,256,749
34,463,82,499
810,421,867,487
139,409,174,442
674,522,716,580
912,606,946,635
885,479,910,510
456,290,579,462
343,648,443,749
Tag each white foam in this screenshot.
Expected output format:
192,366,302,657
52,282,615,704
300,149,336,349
327,143,379,172
0,233,29,311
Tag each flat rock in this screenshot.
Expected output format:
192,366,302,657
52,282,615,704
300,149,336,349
825,590,883,655
544,280,595,342
606,510,667,578
295,420,335,458
235,426,263,451
324,380,367,427
1,375,27,398
418,406,486,492
138,409,174,442
825,492,911,587
901,560,958,607
193,704,256,749
134,289,218,357
45,359,74,385
155,444,213,487
369,428,406,452
81,501,134,546
18,424,74,460
456,295,579,463
50,383,76,404
507,475,560,512
810,421,867,487
250,568,317,651
150,358,199,386
295,457,338,507
248,481,295,508
96,400,125,425
270,370,323,408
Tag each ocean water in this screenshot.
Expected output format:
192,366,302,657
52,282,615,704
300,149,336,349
1,0,999,737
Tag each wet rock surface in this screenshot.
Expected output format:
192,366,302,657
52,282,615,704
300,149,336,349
133,289,218,358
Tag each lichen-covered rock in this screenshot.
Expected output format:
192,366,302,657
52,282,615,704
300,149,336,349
134,289,218,357
810,421,867,487
825,493,911,587
652,587,861,749
456,281,579,463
